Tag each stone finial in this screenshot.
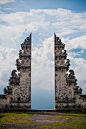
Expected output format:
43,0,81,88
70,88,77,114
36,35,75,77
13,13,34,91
64,50,66,55
16,59,21,66
66,59,70,67
4,86,12,94
19,50,22,55
9,69,20,85
74,87,82,94
68,70,75,79
21,34,31,49
4,88,6,94
11,70,17,77
54,34,65,49
79,88,82,93
66,69,77,85
27,37,29,41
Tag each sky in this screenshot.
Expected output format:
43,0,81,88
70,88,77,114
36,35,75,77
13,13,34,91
0,0,86,109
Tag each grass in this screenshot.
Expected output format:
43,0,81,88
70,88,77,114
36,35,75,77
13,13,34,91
0,113,32,126
0,112,86,129
39,118,86,129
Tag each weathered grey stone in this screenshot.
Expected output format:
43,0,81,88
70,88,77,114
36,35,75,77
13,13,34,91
54,33,86,111
0,34,31,109
0,33,86,111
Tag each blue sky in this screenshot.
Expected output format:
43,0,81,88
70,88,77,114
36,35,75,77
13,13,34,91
0,0,86,109
1,0,86,13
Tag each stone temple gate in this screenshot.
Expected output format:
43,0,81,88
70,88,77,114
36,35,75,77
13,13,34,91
54,33,86,110
0,34,31,109
0,33,86,111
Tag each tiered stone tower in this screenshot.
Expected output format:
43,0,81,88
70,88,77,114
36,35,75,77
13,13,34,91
54,33,86,111
0,33,86,111
0,34,31,109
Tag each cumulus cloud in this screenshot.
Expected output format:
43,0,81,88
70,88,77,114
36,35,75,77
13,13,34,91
32,36,54,90
67,50,85,58
62,35,86,51
0,0,15,4
0,46,18,87
68,52,81,57
0,8,86,93
3,8,12,10
70,57,86,93
32,34,86,92
81,50,85,54
0,8,86,48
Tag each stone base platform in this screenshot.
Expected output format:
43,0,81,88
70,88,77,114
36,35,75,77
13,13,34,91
0,108,86,113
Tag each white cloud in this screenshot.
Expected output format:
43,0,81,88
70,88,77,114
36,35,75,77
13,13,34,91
31,8,73,17
62,35,86,51
0,8,85,45
32,35,86,93
3,8,12,10
68,52,81,57
67,50,85,57
73,59,86,93
0,46,18,86
81,50,85,54
31,36,54,90
0,0,15,4
32,63,54,90
0,8,86,93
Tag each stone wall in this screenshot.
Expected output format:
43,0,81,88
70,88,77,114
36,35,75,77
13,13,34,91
0,95,7,108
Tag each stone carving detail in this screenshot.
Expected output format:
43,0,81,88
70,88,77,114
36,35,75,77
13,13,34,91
66,70,77,85
66,59,70,67
19,74,31,102
11,70,17,77
21,34,31,49
19,49,22,55
9,70,20,85
4,69,20,94
55,34,65,49
54,33,86,110
16,59,21,66
68,70,75,79
55,75,67,101
0,34,31,109
12,88,20,102
0,33,86,111
4,86,12,94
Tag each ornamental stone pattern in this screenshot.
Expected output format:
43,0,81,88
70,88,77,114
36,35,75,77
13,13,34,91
0,33,86,111
0,34,31,109
54,33,86,111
